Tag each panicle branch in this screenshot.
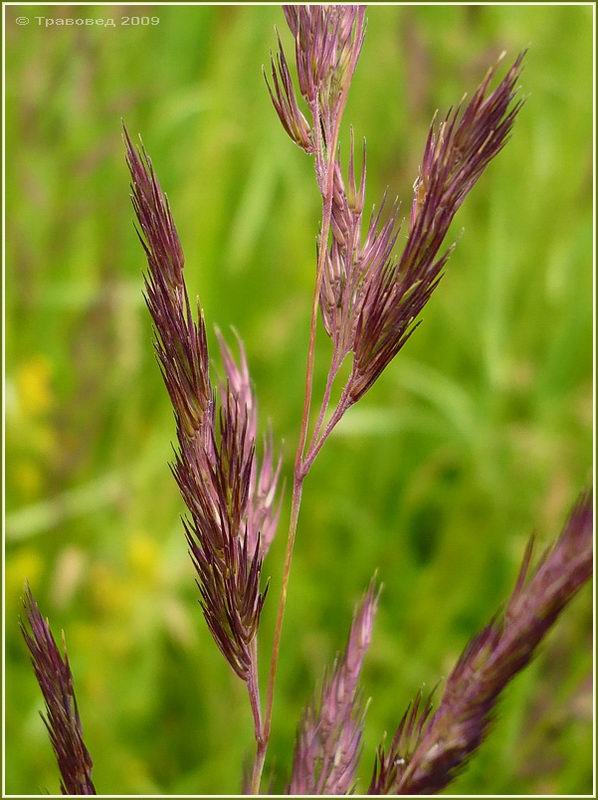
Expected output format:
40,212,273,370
348,51,525,403
370,490,593,795
289,580,379,795
125,128,281,682
20,587,96,796
268,8,525,465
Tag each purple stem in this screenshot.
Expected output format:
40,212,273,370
301,382,352,477
247,640,266,794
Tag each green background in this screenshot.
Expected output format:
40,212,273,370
5,3,593,795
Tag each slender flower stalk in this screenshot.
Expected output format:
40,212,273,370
289,581,378,794
370,490,593,795
20,587,96,796
262,10,367,788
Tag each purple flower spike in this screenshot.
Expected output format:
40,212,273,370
20,588,95,796
289,580,379,795
124,126,212,443
125,129,280,681
370,490,593,795
348,52,525,403
267,10,526,483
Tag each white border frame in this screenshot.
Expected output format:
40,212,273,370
2,3,595,798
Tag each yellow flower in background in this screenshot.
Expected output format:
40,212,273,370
127,533,160,583
16,356,55,417
8,358,58,499
90,563,129,615
12,460,42,498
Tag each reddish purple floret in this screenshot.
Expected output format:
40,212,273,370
20,588,95,795
289,580,378,795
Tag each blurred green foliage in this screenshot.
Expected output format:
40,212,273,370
5,3,593,795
